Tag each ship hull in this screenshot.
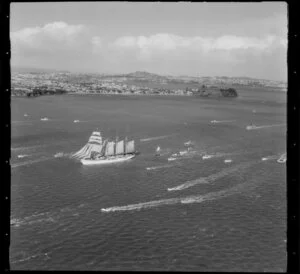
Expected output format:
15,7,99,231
81,154,135,165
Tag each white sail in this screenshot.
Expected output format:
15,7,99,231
82,145,93,158
126,140,135,154
91,144,103,153
116,140,124,155
92,131,101,136
105,141,115,156
73,144,90,158
72,144,88,158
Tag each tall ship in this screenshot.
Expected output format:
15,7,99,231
72,131,137,165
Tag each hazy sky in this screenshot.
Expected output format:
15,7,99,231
11,2,287,81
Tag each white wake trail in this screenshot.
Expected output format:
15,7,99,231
146,164,176,171
211,120,236,124
11,156,53,168
140,134,175,142
101,182,248,213
168,161,256,192
246,123,286,130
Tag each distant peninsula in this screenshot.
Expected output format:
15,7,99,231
11,69,286,98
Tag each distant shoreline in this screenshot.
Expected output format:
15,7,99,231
66,92,193,97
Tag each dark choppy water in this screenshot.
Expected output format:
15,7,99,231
11,90,286,271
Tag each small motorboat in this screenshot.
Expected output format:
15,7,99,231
184,141,193,147
246,124,257,130
17,154,29,159
224,159,232,163
41,117,49,121
155,146,161,156
168,157,177,161
73,120,80,123
202,154,213,160
24,113,28,117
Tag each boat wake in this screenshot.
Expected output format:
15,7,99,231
167,160,257,192
10,252,51,264
54,152,72,158
210,120,236,124
11,204,86,228
146,164,176,171
246,123,286,130
201,151,237,160
101,181,250,213
140,134,175,142
11,144,46,152
261,152,286,162
11,156,53,169
17,154,30,159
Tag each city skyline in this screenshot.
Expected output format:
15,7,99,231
11,2,287,81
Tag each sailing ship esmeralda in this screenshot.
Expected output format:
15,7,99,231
72,131,137,165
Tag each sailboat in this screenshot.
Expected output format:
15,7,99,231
72,131,137,165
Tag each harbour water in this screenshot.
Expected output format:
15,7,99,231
11,89,286,271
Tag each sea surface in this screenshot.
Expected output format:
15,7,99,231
10,89,286,271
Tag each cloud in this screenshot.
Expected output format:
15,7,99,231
10,22,287,80
11,21,88,54
113,33,286,54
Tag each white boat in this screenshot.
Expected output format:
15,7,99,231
168,157,177,161
246,124,257,130
210,120,217,123
41,117,49,121
17,154,29,159
277,153,286,163
184,140,193,146
224,159,232,163
261,157,269,161
72,130,137,165
73,120,80,123
155,146,161,156
202,154,213,160
24,113,28,117
179,150,188,156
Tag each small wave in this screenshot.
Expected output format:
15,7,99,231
11,156,53,168
167,161,256,192
140,134,175,142
101,183,247,213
